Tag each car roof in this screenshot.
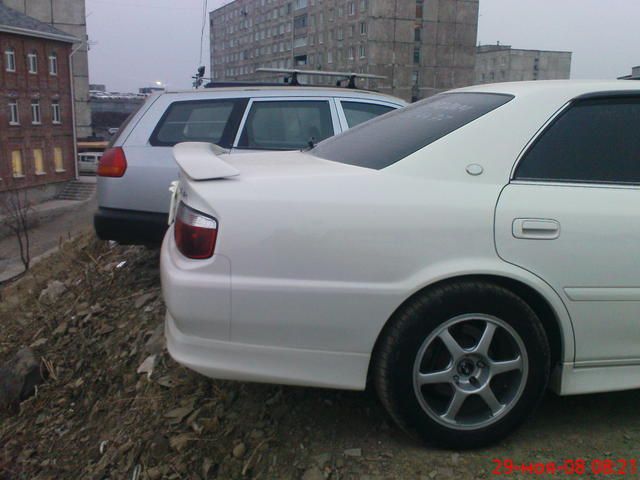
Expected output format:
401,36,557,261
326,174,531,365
159,86,406,104
452,79,640,99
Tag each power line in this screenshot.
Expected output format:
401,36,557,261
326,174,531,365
199,0,208,66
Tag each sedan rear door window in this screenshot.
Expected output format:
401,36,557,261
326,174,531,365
312,93,513,170
238,100,334,150
515,97,640,184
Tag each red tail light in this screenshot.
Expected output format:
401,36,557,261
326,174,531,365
98,147,127,177
174,202,218,259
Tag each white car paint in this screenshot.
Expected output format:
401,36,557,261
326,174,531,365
161,80,640,397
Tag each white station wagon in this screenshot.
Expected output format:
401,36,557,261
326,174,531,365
161,81,640,448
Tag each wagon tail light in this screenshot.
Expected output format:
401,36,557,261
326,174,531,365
174,202,218,259
97,147,127,177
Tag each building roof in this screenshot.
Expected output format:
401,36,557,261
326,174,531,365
0,3,77,43
477,44,572,55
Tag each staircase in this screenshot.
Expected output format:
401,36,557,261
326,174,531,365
56,179,96,201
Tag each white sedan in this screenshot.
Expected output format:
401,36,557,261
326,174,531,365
160,81,640,448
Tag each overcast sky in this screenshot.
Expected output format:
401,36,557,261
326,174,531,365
86,0,639,92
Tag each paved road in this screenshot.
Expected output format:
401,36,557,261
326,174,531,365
0,195,96,282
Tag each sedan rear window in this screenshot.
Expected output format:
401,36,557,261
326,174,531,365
312,92,513,169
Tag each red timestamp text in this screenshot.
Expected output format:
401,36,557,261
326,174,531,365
492,458,639,476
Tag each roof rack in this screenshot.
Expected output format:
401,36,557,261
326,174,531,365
256,68,386,89
203,80,285,88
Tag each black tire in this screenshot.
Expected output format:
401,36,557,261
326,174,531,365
373,280,550,449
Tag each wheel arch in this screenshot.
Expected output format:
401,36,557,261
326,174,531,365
370,273,573,381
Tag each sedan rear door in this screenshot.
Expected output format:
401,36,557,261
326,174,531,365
495,94,640,364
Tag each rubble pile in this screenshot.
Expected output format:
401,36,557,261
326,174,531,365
0,235,325,480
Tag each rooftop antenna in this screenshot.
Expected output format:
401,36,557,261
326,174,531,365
192,66,206,89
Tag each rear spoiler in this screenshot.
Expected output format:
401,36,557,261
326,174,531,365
173,142,239,181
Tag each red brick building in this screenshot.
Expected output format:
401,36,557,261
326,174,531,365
0,3,77,195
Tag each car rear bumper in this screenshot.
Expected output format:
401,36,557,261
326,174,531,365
94,207,168,245
165,310,369,390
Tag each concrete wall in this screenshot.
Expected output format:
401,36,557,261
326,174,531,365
368,0,477,99
210,0,479,102
2,0,91,138
475,45,572,84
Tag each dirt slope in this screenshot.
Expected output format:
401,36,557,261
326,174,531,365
1,235,640,480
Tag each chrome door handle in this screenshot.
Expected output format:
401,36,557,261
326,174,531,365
512,218,560,240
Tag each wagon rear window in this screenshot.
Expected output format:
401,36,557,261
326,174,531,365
311,92,513,170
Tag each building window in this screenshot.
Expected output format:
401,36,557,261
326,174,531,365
51,101,61,124
48,52,58,75
31,100,41,124
348,2,355,15
327,50,333,63
27,52,38,73
294,13,307,28
54,147,64,172
348,47,355,60
8,101,19,125
359,45,366,58
5,48,16,72
414,27,421,42
33,149,45,174
413,47,421,64
294,36,307,48
412,70,419,86
337,28,344,41
360,0,367,11
416,0,424,18
360,22,367,35
11,150,24,177
350,24,355,37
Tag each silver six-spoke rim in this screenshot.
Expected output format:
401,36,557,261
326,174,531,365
412,314,528,430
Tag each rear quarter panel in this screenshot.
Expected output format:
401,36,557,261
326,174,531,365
185,170,505,354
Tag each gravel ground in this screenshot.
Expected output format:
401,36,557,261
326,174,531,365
1,234,639,480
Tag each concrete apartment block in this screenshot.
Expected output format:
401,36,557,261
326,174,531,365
2,0,91,137
618,66,640,80
210,0,479,102
475,44,572,84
